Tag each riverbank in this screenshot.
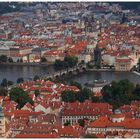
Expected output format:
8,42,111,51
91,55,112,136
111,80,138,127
0,62,115,72
87,68,115,72
132,71,140,76
0,62,52,67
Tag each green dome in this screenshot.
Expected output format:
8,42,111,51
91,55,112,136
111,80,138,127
87,45,94,49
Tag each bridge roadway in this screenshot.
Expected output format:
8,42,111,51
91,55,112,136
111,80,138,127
39,64,87,80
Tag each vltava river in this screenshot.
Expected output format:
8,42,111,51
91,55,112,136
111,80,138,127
0,65,54,83
71,71,140,85
0,65,140,85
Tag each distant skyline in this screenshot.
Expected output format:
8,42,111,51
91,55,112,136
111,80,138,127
0,2,139,17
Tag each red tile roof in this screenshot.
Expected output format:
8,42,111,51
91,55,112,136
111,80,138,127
96,133,105,138
63,101,112,116
15,133,59,138
58,125,84,138
19,123,54,135
44,50,65,56
88,116,140,129
12,110,43,118
116,58,131,63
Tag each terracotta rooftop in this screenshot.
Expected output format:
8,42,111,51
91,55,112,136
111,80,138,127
88,116,140,129
62,101,112,116
15,133,59,138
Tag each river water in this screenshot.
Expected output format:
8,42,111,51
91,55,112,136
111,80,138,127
72,71,140,85
0,65,55,83
0,65,140,85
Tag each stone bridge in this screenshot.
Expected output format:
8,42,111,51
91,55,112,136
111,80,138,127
39,64,87,80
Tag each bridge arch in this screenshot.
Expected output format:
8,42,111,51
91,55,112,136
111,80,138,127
55,75,59,78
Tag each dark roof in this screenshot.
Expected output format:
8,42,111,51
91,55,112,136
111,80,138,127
32,47,48,52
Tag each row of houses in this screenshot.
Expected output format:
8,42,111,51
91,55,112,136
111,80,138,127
0,79,140,138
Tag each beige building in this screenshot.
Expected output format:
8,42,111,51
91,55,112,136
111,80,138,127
102,53,117,66
44,50,65,63
115,57,133,71
11,54,28,63
0,48,10,57
0,41,15,57
86,110,140,138
10,47,32,56
78,53,92,63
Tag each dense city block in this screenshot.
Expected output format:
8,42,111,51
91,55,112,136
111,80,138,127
0,2,140,138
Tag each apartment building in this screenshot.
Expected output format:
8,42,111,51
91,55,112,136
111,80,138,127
86,109,140,138
61,101,113,125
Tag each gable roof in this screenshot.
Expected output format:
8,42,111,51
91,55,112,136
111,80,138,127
88,116,140,129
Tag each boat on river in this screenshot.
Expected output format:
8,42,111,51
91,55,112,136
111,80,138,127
84,79,108,87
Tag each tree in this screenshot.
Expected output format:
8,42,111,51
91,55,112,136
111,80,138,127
64,55,78,67
45,77,54,82
61,90,76,102
86,62,94,69
133,84,140,100
80,87,92,100
1,78,8,87
64,121,70,126
101,85,113,103
54,59,64,71
92,96,101,103
34,90,40,97
9,87,33,109
101,79,135,108
54,56,78,71
41,57,47,63
7,80,14,86
0,55,7,63
70,81,82,90
33,75,40,81
17,77,24,83
1,78,14,87
95,63,101,69
20,58,23,63
76,91,85,102
63,61,69,70
0,87,8,96
79,60,85,65
78,119,85,127
8,57,13,63
61,87,92,103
